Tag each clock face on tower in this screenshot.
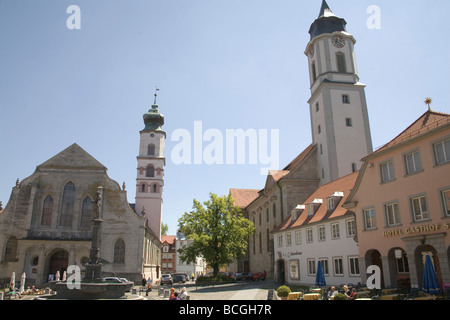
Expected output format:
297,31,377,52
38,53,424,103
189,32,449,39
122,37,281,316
331,35,345,48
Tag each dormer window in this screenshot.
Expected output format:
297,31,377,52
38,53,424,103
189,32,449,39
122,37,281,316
327,198,335,211
307,199,323,216
291,205,305,221
327,192,344,211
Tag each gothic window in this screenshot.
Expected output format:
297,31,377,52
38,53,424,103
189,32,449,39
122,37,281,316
60,182,75,227
114,239,125,263
80,196,93,228
148,144,155,156
336,52,347,73
41,195,53,226
146,165,155,177
4,236,18,262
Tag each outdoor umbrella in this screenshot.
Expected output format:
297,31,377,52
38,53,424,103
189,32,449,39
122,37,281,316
315,261,326,287
422,254,441,295
10,272,15,290
19,272,26,294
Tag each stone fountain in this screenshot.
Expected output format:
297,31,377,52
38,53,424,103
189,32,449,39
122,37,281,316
43,186,136,300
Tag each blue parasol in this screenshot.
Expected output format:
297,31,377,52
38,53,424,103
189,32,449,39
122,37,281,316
315,260,326,287
422,254,441,295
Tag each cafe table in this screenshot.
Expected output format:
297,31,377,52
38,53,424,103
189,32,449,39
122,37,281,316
381,288,397,295
311,288,322,293
288,292,302,300
303,293,321,300
381,294,399,300
413,295,435,300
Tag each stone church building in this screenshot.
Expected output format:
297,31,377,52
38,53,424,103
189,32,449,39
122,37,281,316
0,100,165,286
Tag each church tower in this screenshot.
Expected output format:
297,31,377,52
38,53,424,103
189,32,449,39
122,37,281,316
305,1,373,185
135,93,165,239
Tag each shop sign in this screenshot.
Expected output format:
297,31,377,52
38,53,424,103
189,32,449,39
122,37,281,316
383,222,449,237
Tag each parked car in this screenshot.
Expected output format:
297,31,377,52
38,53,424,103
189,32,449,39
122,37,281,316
102,277,134,291
171,273,186,283
160,274,173,285
251,272,266,281
181,273,190,281
103,277,122,283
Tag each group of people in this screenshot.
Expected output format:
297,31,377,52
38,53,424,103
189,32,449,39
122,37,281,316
169,287,189,300
327,285,358,300
141,277,153,296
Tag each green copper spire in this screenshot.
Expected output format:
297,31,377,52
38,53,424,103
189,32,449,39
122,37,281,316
143,91,164,131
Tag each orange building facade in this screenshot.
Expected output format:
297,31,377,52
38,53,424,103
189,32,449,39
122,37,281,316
344,110,450,290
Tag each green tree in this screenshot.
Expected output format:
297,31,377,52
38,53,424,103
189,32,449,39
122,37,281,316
177,192,255,277
161,222,169,236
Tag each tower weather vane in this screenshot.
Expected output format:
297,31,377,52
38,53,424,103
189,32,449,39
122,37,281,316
154,86,159,104
425,97,432,111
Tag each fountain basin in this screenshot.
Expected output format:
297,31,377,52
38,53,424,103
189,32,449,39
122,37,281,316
45,281,134,299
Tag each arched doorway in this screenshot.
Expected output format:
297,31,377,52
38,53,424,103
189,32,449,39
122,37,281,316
365,249,384,288
387,247,410,289
48,249,69,281
414,245,442,291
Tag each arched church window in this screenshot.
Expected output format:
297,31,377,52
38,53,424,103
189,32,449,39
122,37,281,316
152,183,159,193
114,239,125,263
336,52,347,73
80,196,93,228
146,165,155,177
148,144,155,156
4,236,18,262
60,182,75,227
41,195,53,226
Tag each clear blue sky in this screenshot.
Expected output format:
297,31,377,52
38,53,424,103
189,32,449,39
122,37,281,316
0,0,449,235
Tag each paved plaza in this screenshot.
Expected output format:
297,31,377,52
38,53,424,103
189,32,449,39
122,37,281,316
142,280,274,300
9,280,274,300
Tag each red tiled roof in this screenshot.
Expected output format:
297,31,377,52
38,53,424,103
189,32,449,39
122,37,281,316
272,171,359,233
230,189,260,208
161,235,176,245
365,110,450,159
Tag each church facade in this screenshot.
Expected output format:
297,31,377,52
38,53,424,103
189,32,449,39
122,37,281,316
0,101,165,286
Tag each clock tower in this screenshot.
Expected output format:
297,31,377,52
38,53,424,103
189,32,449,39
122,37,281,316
135,93,165,239
305,0,373,185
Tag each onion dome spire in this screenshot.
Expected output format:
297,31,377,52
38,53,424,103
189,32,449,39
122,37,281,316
143,88,164,131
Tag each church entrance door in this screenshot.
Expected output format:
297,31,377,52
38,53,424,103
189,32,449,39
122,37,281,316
48,249,69,281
